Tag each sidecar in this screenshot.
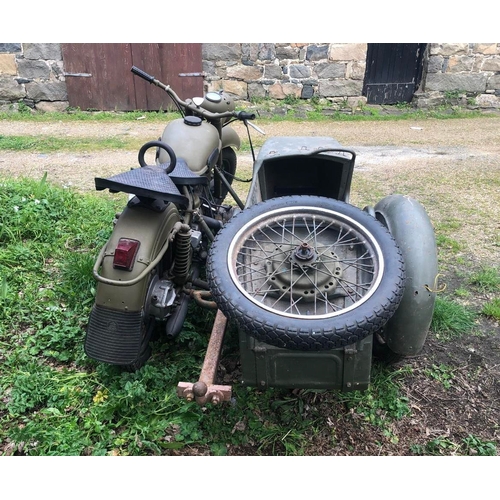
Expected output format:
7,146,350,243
178,136,438,405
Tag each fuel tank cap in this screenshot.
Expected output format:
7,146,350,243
184,115,202,126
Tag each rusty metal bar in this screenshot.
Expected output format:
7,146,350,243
177,309,232,405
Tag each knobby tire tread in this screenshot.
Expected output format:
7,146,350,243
207,196,405,351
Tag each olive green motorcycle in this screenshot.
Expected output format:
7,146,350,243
85,66,438,405
85,66,256,370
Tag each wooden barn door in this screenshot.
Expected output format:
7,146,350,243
61,43,203,111
363,43,426,104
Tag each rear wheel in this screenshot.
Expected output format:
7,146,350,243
207,196,405,351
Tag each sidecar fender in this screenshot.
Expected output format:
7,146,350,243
374,194,438,355
93,202,181,312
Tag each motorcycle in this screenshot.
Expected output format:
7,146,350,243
85,66,438,405
85,65,256,370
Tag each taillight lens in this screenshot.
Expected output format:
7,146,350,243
113,238,140,271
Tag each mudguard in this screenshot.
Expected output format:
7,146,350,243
374,194,438,355
221,126,241,150
85,202,181,364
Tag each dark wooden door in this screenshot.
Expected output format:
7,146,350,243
61,43,203,111
363,43,426,104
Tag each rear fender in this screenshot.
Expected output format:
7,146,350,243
93,202,181,312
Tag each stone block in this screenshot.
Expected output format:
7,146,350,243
17,59,51,79
473,44,499,55
487,74,500,91
242,43,275,62
248,82,267,99
306,44,329,62
301,85,314,98
275,44,301,60
221,79,247,98
427,55,444,73
482,57,500,72
0,43,21,53
202,43,241,62
0,54,17,75
425,73,488,93
264,64,282,79
314,62,345,79
430,43,469,56
328,43,367,61
25,81,67,101
289,64,311,79
346,61,366,80
36,100,69,112
0,76,25,99
475,93,500,107
347,96,367,108
318,79,363,97
268,82,302,99
23,43,62,60
227,64,262,81
447,56,475,73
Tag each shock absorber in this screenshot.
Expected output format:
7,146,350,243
172,223,192,285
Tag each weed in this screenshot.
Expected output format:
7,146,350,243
282,94,301,106
423,364,455,389
454,287,470,298
338,364,412,430
482,298,500,320
410,434,497,456
435,234,462,253
468,266,500,293
431,296,476,339
462,434,497,456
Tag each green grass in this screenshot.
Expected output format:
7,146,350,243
431,296,477,339
0,135,135,153
468,266,500,293
0,108,180,123
0,100,489,126
0,176,424,456
482,298,500,320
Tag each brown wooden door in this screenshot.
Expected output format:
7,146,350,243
61,43,203,111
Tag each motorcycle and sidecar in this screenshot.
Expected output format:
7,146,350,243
84,66,438,405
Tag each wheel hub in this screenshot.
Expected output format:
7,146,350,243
265,241,343,301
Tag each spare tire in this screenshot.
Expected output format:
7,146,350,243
207,196,405,351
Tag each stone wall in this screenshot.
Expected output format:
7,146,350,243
1,43,499,111
0,43,68,111
202,43,369,109
415,43,500,108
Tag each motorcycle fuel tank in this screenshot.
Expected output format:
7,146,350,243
160,117,220,175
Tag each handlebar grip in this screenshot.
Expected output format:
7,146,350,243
237,111,256,121
131,66,155,84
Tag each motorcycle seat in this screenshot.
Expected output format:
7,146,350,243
95,165,188,206
163,158,209,186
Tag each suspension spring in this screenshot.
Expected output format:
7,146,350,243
172,225,192,285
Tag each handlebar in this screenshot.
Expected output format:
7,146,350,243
131,65,255,123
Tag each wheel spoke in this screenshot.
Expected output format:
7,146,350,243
229,206,383,319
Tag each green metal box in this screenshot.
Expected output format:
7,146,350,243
238,329,373,392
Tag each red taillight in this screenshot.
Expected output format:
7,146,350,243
113,238,140,271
